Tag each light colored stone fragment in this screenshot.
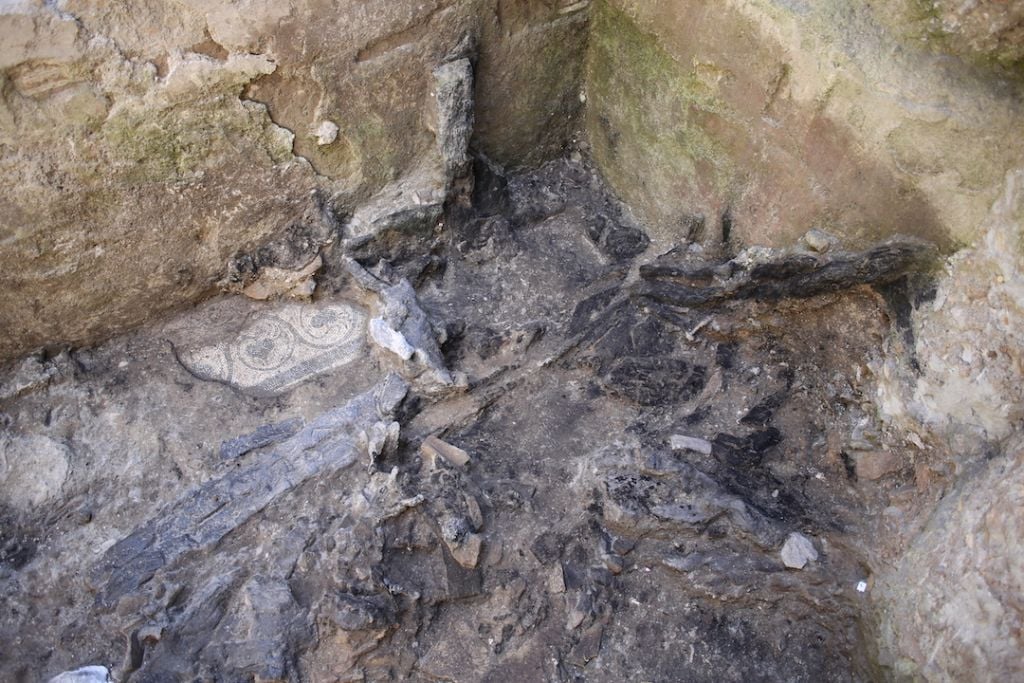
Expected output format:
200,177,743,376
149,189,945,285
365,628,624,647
366,421,401,461
345,258,455,389
47,666,111,683
780,532,818,570
369,317,415,361
421,435,471,467
670,434,713,455
432,57,474,180
549,565,566,594
803,229,837,253
314,120,339,146
450,532,482,569
566,593,588,630
0,434,70,511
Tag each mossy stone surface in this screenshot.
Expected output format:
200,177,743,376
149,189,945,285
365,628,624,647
586,0,736,244
585,0,1024,251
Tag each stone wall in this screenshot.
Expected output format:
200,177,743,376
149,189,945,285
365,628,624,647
2,2,1023,676
584,2,1024,679
585,0,1024,251
873,1,1024,76
868,169,1024,679
873,437,1024,680
877,170,1024,450
0,0,588,362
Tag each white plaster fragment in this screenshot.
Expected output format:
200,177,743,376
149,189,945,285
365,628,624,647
314,119,339,146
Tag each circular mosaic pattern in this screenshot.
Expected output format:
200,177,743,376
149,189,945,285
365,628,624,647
179,301,367,396
296,305,362,347
237,317,296,372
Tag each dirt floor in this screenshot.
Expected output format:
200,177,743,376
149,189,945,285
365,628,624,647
0,157,945,682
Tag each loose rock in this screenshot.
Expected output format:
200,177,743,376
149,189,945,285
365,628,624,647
781,532,819,570
47,667,111,683
803,229,837,253
450,531,483,569
345,258,455,389
421,435,471,467
670,434,714,455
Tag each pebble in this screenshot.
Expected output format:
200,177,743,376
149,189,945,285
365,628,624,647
421,435,471,467
548,565,566,594
603,554,625,575
669,434,713,455
48,666,111,683
450,532,483,569
803,228,836,253
315,120,339,146
780,532,818,570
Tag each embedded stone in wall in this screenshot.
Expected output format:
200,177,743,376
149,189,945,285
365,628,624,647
345,51,475,247
876,170,1024,447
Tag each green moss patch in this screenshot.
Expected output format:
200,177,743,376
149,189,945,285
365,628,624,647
101,94,294,185
585,0,736,231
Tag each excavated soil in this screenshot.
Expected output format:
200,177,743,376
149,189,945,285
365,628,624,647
1,158,937,682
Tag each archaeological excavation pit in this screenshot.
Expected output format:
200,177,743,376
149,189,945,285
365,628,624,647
1,2,1022,682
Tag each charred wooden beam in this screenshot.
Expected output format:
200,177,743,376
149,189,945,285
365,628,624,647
636,236,935,308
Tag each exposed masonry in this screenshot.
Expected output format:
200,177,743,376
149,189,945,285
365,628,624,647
2,1,1022,681
1,152,940,681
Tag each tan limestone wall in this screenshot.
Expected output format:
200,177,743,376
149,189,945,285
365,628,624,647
585,0,1024,252
0,0,588,362
873,438,1024,680
583,3,1024,679
868,170,1024,678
